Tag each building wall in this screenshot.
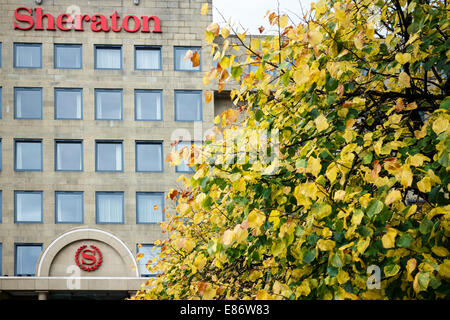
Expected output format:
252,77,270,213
0,0,214,297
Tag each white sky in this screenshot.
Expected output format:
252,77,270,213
212,0,314,35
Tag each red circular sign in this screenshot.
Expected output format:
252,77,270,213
75,245,103,272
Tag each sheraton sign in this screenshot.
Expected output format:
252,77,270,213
14,7,162,33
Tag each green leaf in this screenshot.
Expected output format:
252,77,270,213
303,249,316,264
231,65,242,80
384,264,400,277
330,253,344,268
366,199,384,218
419,219,433,235
440,96,450,110
396,233,413,248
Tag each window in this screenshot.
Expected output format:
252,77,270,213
54,44,82,69
14,43,42,68
137,244,161,276
55,88,83,120
15,140,42,171
96,141,123,171
95,89,123,120
174,46,201,71
96,192,124,224
136,141,163,172
137,192,164,224
14,244,42,276
175,90,202,121
55,192,83,224
0,191,2,223
15,87,42,119
135,90,162,121
95,45,122,69
175,141,195,173
55,140,83,171
0,87,2,118
15,191,43,223
135,46,161,70
0,139,2,171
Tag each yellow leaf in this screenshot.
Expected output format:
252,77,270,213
256,289,272,300
406,258,417,281
222,229,235,246
395,52,412,65
315,204,332,219
398,72,411,88
438,260,450,279
268,210,281,228
407,153,430,167
279,15,289,28
432,246,449,257
221,27,230,38
249,270,263,282
200,3,208,15
191,51,201,67
247,209,266,229
207,23,220,36
193,254,207,273
334,190,346,201
204,90,213,103
417,177,432,193
295,280,311,297
317,239,336,251
202,285,216,300
314,114,329,132
308,156,322,177
356,237,370,254
337,269,350,285
307,28,323,46
432,116,449,135
385,189,402,205
399,165,413,188
381,228,398,249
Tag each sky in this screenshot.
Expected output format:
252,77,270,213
212,0,314,35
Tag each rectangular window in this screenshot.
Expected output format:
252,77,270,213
175,141,195,173
95,89,123,120
55,88,83,120
55,192,83,224
54,44,82,69
15,244,42,276
15,191,43,223
14,43,42,68
96,192,124,224
136,141,163,172
95,45,122,69
15,87,42,119
135,90,162,121
137,193,164,224
135,46,161,70
137,244,161,277
174,46,201,71
175,90,202,121
55,140,83,171
96,141,123,171
15,140,42,171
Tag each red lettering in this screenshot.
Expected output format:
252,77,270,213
56,13,73,31
14,7,34,31
123,15,140,32
81,249,96,265
35,8,56,31
91,14,110,32
110,11,122,32
141,16,162,33
74,14,90,31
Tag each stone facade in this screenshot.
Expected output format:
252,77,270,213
0,0,216,299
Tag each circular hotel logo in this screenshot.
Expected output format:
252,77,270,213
74,245,103,272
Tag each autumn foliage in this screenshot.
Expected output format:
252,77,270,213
132,0,449,300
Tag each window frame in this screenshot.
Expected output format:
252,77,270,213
14,243,43,276
54,139,84,172
136,244,161,277
134,89,163,121
135,140,164,172
136,192,165,224
14,191,43,223
54,44,82,69
94,89,123,121
13,43,42,69
95,191,125,224
14,139,43,172
14,87,43,120
94,45,122,70
95,140,124,172
54,88,83,120
55,191,84,224
134,45,162,70
174,46,201,71
174,90,203,122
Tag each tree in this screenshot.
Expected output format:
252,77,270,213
132,0,449,300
